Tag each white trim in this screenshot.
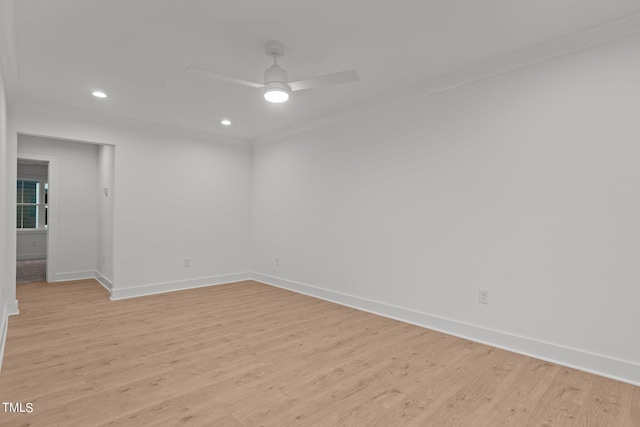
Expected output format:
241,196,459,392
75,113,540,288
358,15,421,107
7,14,640,148
16,228,47,234
251,273,640,387
253,13,640,145
17,152,57,283
94,271,113,293
0,301,19,373
0,304,7,373
109,272,251,300
6,300,18,316
53,270,96,282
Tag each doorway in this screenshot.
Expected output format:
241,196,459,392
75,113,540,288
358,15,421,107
16,159,49,283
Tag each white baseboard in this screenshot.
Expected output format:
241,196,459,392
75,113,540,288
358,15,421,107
251,273,640,387
0,304,7,373
94,271,113,293
54,270,96,282
0,301,19,373
110,272,251,300
6,300,19,316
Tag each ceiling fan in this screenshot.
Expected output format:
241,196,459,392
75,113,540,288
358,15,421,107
187,40,360,103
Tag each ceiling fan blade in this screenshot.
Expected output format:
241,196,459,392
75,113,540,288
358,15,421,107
289,69,359,92
186,66,264,89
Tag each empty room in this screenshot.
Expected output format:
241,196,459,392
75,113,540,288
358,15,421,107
1,1,639,425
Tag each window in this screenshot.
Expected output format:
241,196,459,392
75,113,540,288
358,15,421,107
17,180,48,229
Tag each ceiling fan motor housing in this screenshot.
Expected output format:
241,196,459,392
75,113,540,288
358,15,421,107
264,40,289,90
263,63,291,103
263,63,291,102
264,64,289,85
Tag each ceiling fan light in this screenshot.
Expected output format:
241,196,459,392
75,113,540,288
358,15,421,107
263,82,290,103
264,89,289,103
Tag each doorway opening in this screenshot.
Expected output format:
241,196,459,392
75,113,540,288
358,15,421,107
16,159,49,283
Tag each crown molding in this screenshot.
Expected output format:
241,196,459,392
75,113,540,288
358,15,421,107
7,8,640,147
253,12,640,145
11,98,250,146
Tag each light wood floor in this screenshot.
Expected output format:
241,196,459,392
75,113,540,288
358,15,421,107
1,280,638,426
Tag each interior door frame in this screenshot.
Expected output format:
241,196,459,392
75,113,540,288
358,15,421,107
16,152,58,283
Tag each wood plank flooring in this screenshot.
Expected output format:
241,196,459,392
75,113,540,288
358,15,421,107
0,279,638,426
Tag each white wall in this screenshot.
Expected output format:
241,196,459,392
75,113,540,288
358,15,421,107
16,230,47,260
97,144,115,287
0,0,16,368
18,135,99,280
0,58,5,308
111,129,252,298
10,107,253,299
0,19,7,330
252,34,640,384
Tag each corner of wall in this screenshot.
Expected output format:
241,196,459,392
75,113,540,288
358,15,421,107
94,270,113,294
109,272,252,301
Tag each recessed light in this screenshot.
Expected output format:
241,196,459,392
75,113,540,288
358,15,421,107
92,91,108,98
221,119,232,126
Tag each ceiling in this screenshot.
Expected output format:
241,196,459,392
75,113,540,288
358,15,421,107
14,0,640,142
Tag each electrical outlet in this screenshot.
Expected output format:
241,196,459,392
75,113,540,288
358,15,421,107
275,257,280,266
479,289,489,304
184,258,191,268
